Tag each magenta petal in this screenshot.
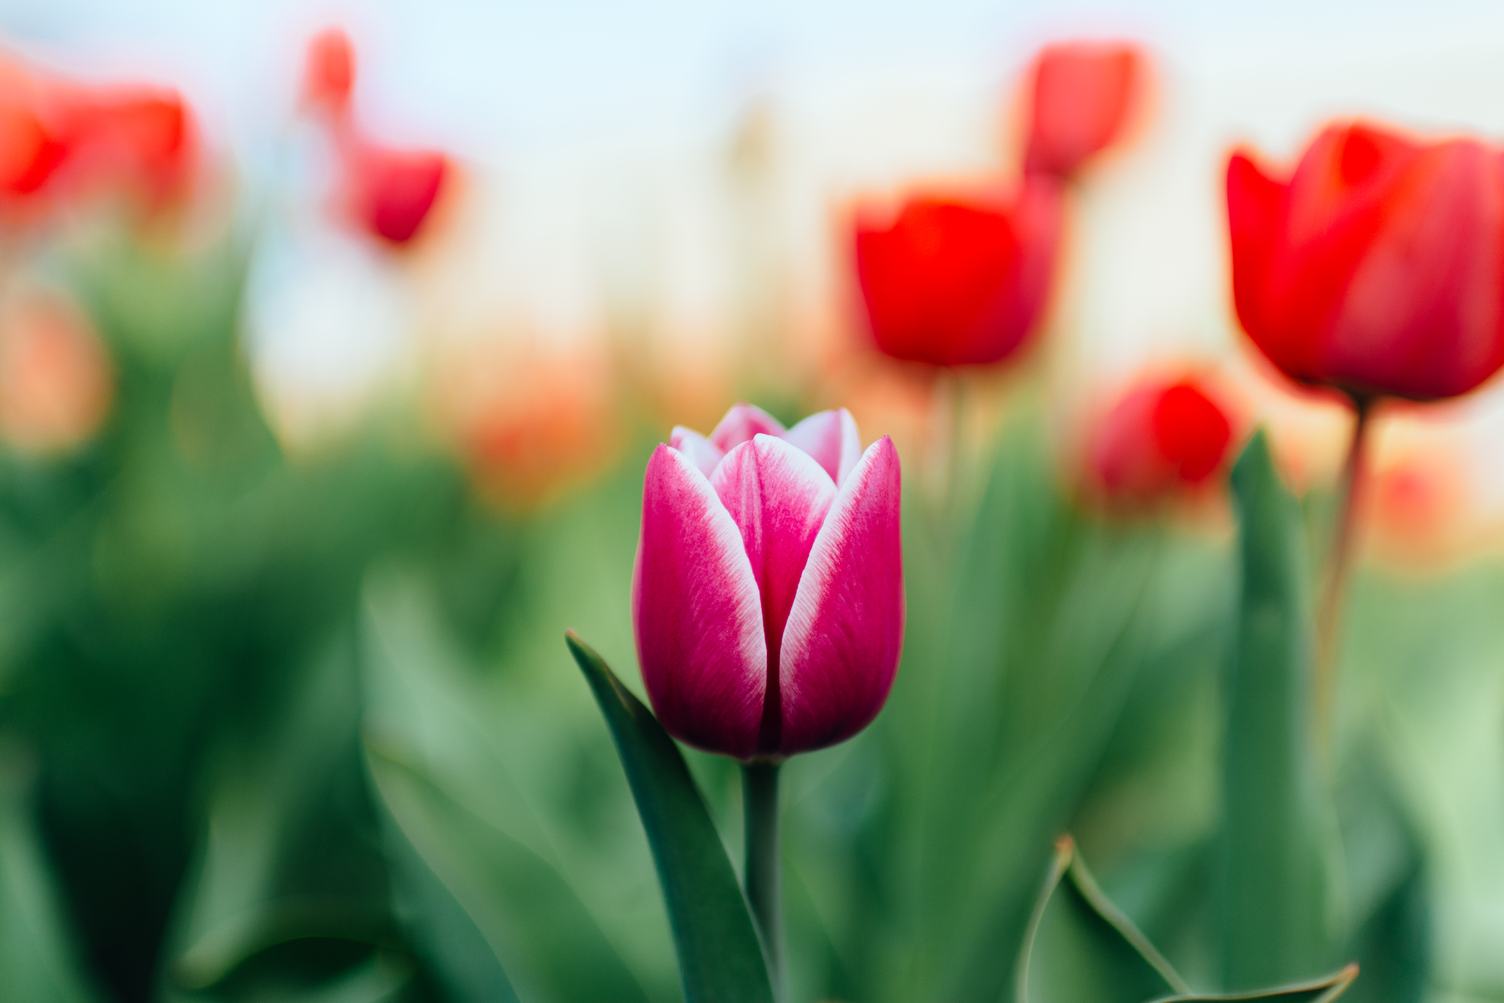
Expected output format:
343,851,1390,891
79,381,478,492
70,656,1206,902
710,437,837,732
778,436,904,755
784,408,863,484
709,403,786,452
633,445,767,758
668,426,724,477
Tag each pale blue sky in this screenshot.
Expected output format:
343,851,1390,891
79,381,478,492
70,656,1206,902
4,0,1504,158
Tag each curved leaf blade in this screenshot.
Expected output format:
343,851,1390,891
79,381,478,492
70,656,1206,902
367,743,650,1002
1146,964,1358,1002
1016,836,1188,1003
0,757,100,1003
566,632,774,1003
1222,433,1337,987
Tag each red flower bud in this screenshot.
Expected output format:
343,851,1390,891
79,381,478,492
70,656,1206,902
342,140,450,247
1022,41,1145,179
303,27,356,119
1085,374,1234,506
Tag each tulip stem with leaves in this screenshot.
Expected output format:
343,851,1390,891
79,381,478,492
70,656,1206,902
741,761,783,998
1314,395,1375,745
573,403,904,1001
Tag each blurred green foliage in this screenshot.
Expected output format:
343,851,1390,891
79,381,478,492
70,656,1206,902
0,226,1500,1003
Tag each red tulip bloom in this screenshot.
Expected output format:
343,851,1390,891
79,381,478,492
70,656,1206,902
341,139,450,247
1226,121,1504,402
1086,374,1234,505
1022,41,1144,179
303,27,356,119
853,180,1062,368
0,60,70,202
69,87,196,201
0,89,67,199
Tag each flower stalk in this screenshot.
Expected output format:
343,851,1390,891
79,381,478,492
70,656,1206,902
1315,395,1374,748
742,761,783,1000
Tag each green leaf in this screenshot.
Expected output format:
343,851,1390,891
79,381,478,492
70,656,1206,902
1145,965,1358,1002
1017,836,1360,1003
370,757,522,1003
1016,836,1188,1003
1221,432,1337,987
566,632,774,1003
0,752,100,1003
366,742,647,1003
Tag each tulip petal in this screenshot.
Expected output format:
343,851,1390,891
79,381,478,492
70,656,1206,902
1226,150,1288,364
711,436,837,752
1336,139,1504,399
669,426,724,477
784,408,863,484
709,403,785,452
778,436,904,755
634,445,767,758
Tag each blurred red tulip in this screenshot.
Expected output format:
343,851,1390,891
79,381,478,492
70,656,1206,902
296,29,452,249
1227,120,1504,403
302,27,356,119
0,57,69,203
0,51,197,213
1086,374,1234,506
68,86,196,202
342,139,450,247
852,180,1062,368
0,101,67,198
1022,41,1145,179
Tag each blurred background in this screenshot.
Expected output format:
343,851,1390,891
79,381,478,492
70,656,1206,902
2,1,1504,1001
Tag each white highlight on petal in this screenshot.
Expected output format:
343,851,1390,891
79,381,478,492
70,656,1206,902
669,425,724,477
709,402,786,452
785,408,864,484
634,445,769,757
777,436,904,753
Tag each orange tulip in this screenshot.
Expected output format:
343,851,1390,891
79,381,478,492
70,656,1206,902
0,290,113,454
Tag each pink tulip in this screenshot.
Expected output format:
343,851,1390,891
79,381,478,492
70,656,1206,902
633,403,904,760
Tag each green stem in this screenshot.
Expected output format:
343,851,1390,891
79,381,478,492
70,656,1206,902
742,761,783,1000
1315,395,1374,751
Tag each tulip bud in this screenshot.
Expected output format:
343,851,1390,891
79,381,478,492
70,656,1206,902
852,183,1062,368
302,27,356,119
340,139,451,248
1226,120,1504,403
70,87,196,203
633,404,904,759
1022,41,1146,179
1084,373,1234,507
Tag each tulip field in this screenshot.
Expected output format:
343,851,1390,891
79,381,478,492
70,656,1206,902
3,8,1504,1003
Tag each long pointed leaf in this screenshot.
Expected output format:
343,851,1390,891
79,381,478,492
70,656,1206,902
0,758,100,1003
366,743,643,1002
1221,433,1337,987
1016,835,1188,1002
566,632,774,1003
1146,964,1358,1002
1017,835,1359,1003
